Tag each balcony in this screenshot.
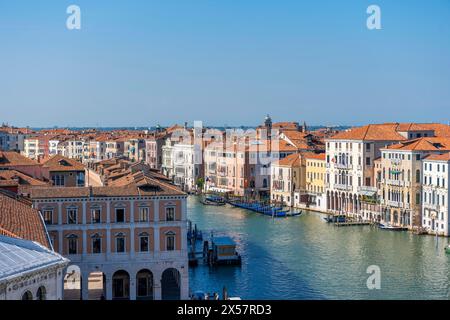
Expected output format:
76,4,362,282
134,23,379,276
424,203,440,211
387,200,403,207
386,179,404,187
335,184,352,191
335,163,353,170
358,186,378,193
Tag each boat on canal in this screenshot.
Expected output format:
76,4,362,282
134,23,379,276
323,214,346,223
228,200,301,217
203,235,242,266
379,223,408,231
201,195,226,206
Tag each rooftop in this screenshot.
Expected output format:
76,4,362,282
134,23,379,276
423,152,450,162
0,151,39,167
384,137,450,152
0,191,50,248
41,154,85,172
0,235,68,281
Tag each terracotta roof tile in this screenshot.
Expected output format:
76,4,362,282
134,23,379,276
385,137,450,151
0,191,50,248
0,151,39,167
41,155,85,172
423,152,450,161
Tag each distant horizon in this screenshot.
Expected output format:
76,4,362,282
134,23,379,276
3,119,450,131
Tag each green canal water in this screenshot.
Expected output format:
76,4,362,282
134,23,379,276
187,196,450,300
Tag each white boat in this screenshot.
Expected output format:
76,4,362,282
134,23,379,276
379,223,408,231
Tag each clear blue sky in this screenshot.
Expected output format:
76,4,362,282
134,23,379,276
0,0,449,127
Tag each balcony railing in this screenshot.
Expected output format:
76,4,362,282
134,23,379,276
424,203,440,211
335,184,352,191
386,179,404,187
335,163,353,170
387,200,403,207
358,186,378,193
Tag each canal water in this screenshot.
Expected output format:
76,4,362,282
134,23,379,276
188,196,450,300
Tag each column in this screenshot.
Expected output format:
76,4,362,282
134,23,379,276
106,229,111,257
105,276,113,300
154,199,159,222
130,200,135,258
58,229,63,254
154,226,160,254
82,201,87,224
82,229,87,255
58,202,63,226
154,199,160,255
180,268,189,300
153,277,162,300
130,277,136,300
106,201,111,223
81,272,89,300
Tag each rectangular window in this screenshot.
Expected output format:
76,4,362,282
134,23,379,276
116,237,125,253
140,236,149,252
43,210,53,225
166,207,175,221
92,238,101,254
68,238,77,254
139,207,149,222
116,208,125,223
91,209,101,223
166,235,175,251
365,157,371,166
67,209,77,224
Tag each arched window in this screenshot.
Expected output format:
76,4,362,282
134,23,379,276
22,291,33,300
36,286,47,300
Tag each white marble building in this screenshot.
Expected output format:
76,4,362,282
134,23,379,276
0,235,69,300
422,153,450,236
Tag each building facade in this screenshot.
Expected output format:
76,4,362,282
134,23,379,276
379,137,450,229
0,235,68,300
422,153,450,235
29,180,189,300
304,153,326,211
325,124,436,220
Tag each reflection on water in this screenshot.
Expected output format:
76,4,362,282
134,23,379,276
187,196,450,299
